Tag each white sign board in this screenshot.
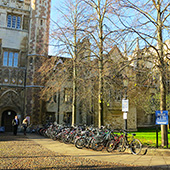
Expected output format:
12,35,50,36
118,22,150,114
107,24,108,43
122,99,129,112
123,112,127,119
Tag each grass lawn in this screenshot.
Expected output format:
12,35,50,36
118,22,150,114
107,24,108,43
130,127,170,148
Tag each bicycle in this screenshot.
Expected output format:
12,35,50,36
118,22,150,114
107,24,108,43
106,130,142,155
91,129,116,151
75,130,93,149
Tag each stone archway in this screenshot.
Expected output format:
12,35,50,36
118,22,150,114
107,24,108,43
1,110,16,132
0,89,24,131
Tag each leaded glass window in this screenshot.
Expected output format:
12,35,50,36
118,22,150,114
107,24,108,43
7,14,21,29
3,51,19,67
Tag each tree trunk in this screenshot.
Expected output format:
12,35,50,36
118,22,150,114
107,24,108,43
98,59,104,128
157,0,168,147
72,40,77,126
72,62,76,126
160,72,168,147
72,8,78,126
98,0,104,128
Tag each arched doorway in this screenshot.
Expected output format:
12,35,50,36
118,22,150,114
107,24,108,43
1,110,16,132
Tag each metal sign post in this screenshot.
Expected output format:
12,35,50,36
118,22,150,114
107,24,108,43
155,110,169,148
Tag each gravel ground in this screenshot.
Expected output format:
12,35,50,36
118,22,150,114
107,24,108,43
0,133,169,170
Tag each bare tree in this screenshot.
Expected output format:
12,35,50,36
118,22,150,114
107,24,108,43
40,0,88,126
116,0,170,146
44,0,128,128
83,0,125,128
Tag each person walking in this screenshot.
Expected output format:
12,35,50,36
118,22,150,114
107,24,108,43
22,117,28,135
12,115,19,135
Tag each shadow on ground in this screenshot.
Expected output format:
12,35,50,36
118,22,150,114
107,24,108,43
0,132,27,141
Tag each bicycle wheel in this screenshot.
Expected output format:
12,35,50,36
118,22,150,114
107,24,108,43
117,138,126,152
92,142,104,151
63,135,69,144
75,138,85,149
88,138,94,149
106,140,116,152
130,139,142,155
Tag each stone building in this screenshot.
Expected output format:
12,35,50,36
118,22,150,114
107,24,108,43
0,0,51,131
45,44,138,130
45,40,170,130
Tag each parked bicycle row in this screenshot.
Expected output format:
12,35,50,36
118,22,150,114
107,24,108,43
35,123,142,155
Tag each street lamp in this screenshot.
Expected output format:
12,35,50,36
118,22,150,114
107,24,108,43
122,79,129,130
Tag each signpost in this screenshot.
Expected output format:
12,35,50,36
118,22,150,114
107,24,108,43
155,110,169,148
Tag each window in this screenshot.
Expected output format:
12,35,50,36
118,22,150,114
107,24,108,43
7,14,21,29
63,112,72,124
64,88,72,102
3,51,19,67
40,19,43,26
114,90,122,101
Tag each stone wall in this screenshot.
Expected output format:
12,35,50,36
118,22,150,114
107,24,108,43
0,0,51,128
0,0,29,128
104,102,137,131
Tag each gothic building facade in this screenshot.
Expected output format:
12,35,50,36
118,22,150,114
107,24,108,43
0,0,51,131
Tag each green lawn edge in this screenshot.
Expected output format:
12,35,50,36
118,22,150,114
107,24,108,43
130,127,170,149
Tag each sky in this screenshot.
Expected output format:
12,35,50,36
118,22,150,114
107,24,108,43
48,0,63,55
48,0,170,56
50,0,64,24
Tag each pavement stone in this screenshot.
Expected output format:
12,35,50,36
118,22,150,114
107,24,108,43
26,133,170,168
1,132,170,169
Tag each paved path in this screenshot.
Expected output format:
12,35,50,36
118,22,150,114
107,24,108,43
27,133,170,168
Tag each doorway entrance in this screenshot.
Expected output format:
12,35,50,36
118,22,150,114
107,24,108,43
63,112,72,126
1,110,16,132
